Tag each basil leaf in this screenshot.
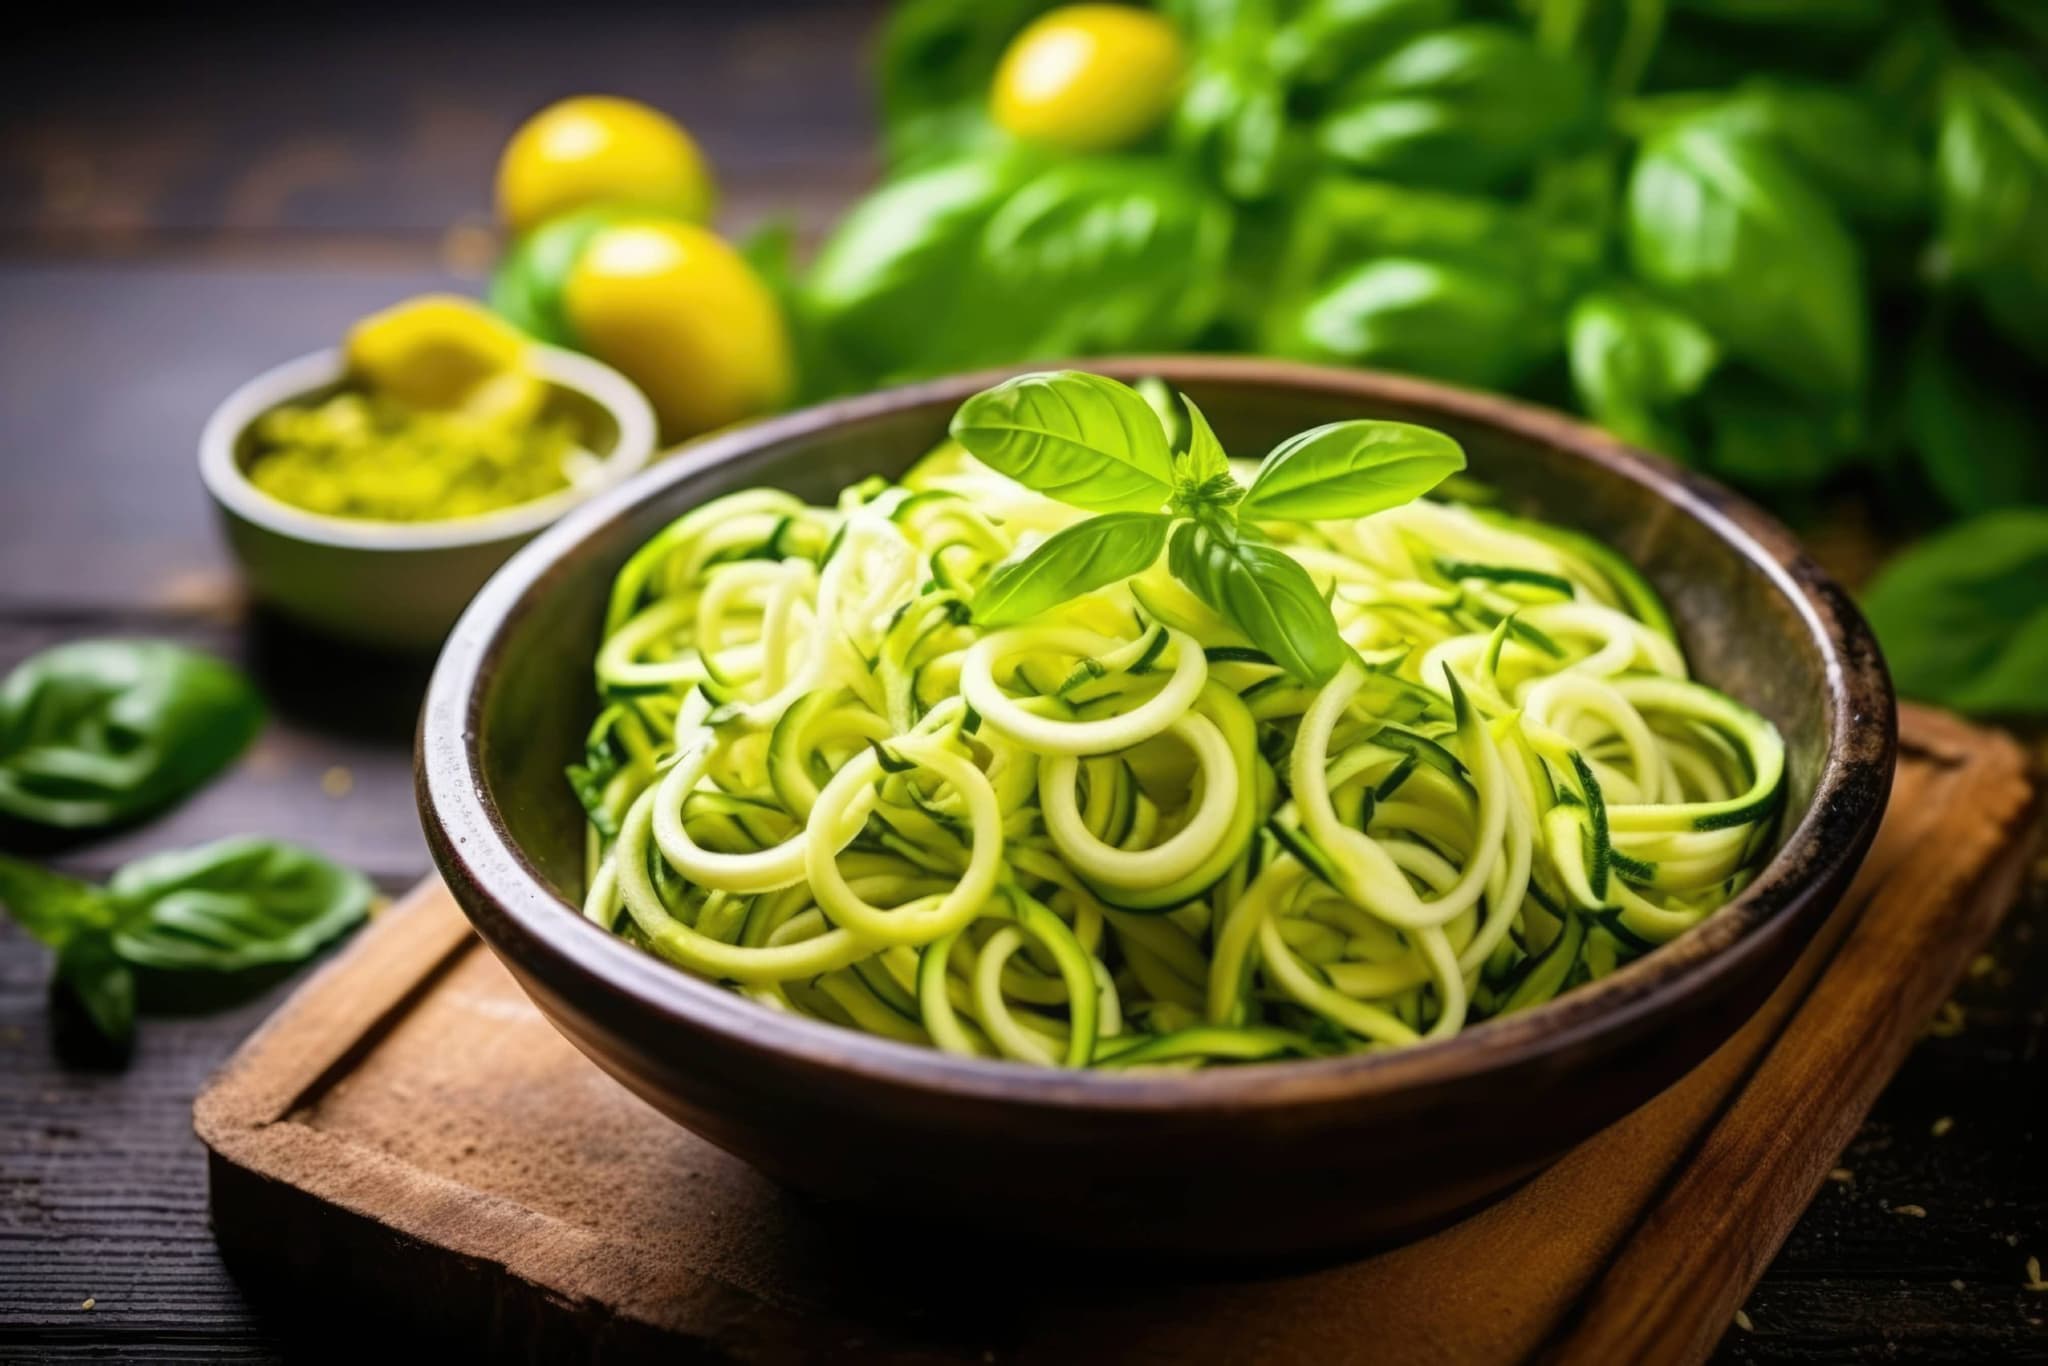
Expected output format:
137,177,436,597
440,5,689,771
1694,80,1927,223
1240,420,1465,522
56,931,135,1047
1935,59,2048,363
1697,372,1855,489
1278,178,1528,279
737,219,853,406
949,371,1176,513
107,837,374,973
1180,395,1232,483
1626,121,1865,398
1319,25,1594,191
1169,0,1299,201
1137,377,1188,454
978,160,1233,357
1288,256,1548,390
1167,396,1242,515
806,156,1030,382
0,853,117,948
1671,0,1888,23
973,513,1171,626
1168,520,1351,684
1568,287,1720,457
1905,311,2048,516
0,640,264,830
489,206,621,348
1271,0,1457,90
1263,179,1568,348
1862,508,2048,715
876,0,1056,168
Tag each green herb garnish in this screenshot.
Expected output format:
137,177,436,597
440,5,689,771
951,370,1464,680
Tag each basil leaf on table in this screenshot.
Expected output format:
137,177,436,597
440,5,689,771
1568,287,1720,457
1289,255,1548,390
54,932,135,1047
107,836,375,973
0,856,116,947
0,857,132,1043
1240,420,1465,522
1319,25,1594,190
1862,508,2048,716
0,839,371,1048
979,159,1233,358
949,370,1176,513
973,513,1172,627
1935,58,2048,363
0,640,264,830
1626,120,1865,399
1168,519,1352,685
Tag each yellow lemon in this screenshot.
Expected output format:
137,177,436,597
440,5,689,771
990,5,1186,154
562,219,791,441
344,294,538,417
497,96,716,235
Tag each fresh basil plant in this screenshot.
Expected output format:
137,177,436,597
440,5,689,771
951,370,1465,682
706,0,2048,714
0,640,264,830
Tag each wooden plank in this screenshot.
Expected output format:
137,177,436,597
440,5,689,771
186,705,2039,1363
1552,712,2040,1363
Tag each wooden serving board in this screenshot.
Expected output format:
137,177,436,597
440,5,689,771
196,704,2037,1364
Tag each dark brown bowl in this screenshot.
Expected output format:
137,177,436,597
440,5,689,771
417,358,1895,1257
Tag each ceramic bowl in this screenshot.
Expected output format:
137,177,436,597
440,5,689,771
200,344,656,650
417,358,1895,1257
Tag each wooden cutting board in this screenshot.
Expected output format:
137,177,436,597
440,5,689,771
195,704,2037,1364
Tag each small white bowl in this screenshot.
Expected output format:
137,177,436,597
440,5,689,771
201,344,656,650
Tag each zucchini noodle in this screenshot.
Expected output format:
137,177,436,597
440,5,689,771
571,437,1785,1070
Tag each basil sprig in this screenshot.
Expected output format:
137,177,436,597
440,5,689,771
0,838,373,1046
0,640,264,830
950,370,1465,681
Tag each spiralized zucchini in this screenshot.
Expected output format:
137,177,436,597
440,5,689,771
571,438,1785,1069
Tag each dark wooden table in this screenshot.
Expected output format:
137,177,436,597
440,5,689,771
1,5,2044,1361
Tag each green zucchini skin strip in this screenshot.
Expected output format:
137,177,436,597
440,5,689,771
576,435,1785,1069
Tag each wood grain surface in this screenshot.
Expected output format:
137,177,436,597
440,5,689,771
189,705,2037,1364
3,4,2047,1361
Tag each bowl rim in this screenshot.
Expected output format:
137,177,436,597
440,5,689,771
199,343,658,551
418,356,1896,1112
